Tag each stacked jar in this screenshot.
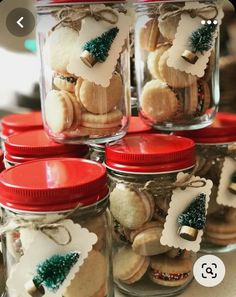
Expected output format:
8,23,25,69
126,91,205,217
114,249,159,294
134,0,222,131
89,116,153,163
36,0,131,144
0,158,113,297
0,112,43,150
4,129,89,168
105,134,197,296
177,112,236,253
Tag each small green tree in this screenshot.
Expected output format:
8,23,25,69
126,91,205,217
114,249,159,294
33,252,80,292
229,171,236,194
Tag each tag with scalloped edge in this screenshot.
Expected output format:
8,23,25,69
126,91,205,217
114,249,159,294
167,1,224,77
160,173,213,252
217,157,236,208
6,219,97,297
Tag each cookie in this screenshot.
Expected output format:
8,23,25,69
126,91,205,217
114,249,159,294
147,44,171,79
44,27,78,73
159,50,197,88
54,73,77,93
149,254,192,287
79,73,123,114
110,185,155,230
75,77,84,104
140,19,160,52
113,246,150,284
81,110,123,129
131,221,171,256
166,248,191,259
113,219,130,244
141,80,179,122
64,250,107,297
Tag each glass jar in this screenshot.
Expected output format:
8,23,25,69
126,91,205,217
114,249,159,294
89,116,154,163
177,112,236,253
0,112,43,150
134,0,222,131
0,158,113,297
4,129,89,168
36,0,130,144
105,134,196,297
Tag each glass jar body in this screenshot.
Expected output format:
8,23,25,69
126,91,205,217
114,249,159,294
196,143,236,253
108,168,195,297
37,2,130,144
135,0,220,131
1,198,114,297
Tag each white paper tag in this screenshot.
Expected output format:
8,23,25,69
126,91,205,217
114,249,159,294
217,157,236,208
167,2,224,77
160,173,213,252
67,9,131,87
7,220,97,297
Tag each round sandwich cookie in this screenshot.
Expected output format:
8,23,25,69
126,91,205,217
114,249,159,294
64,250,107,297
81,110,123,129
131,221,171,256
166,248,191,259
159,50,197,88
149,254,192,287
79,73,123,115
147,43,171,79
113,246,150,284
44,27,78,73
140,19,160,52
141,80,179,123
110,185,155,230
53,73,77,93
75,77,84,104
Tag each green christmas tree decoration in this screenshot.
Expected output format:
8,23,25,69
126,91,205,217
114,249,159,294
181,22,217,64
25,252,80,296
80,27,119,68
178,193,206,241
228,171,236,194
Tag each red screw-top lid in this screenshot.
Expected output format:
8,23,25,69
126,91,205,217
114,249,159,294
176,113,236,144
1,112,43,138
127,116,153,134
105,134,195,173
4,129,89,164
0,158,108,212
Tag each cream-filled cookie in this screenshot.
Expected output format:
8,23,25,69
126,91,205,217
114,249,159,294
53,73,77,93
140,19,160,52
81,110,123,129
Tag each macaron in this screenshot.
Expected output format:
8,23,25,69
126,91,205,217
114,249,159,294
81,110,123,129
110,185,155,230
113,246,150,284
140,19,160,52
149,254,192,287
131,221,171,256
53,73,77,93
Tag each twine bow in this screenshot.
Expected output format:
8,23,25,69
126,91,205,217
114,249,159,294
52,6,119,32
160,4,218,21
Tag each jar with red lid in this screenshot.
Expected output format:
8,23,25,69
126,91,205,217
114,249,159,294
0,158,113,297
4,129,89,168
89,116,153,163
177,112,236,253
134,0,223,131
0,112,43,150
36,0,131,144
105,134,196,296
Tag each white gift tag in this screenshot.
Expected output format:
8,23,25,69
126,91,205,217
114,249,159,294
67,10,131,87
160,173,213,252
7,219,97,297
217,157,236,208
167,2,224,77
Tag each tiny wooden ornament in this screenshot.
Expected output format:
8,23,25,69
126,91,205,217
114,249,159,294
178,225,199,241
228,171,236,194
181,50,199,64
80,50,97,68
24,280,45,297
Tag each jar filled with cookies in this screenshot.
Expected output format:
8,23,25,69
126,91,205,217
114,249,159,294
36,0,131,144
177,112,236,253
105,134,198,296
0,158,113,297
134,0,224,131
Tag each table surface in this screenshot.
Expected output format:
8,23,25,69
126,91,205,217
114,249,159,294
115,250,236,297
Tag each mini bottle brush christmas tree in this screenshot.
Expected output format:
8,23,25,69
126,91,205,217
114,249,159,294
80,27,119,68
25,251,80,296
182,21,217,64
228,171,236,194
178,193,206,241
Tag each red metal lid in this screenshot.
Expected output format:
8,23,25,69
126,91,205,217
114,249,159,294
1,112,43,138
105,134,195,173
127,116,153,134
4,129,89,163
176,113,236,144
0,158,108,212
